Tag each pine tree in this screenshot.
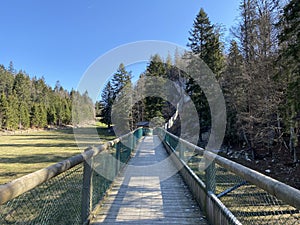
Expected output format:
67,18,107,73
95,101,103,118
187,8,224,144
31,103,47,128
55,96,64,126
0,62,94,130
187,8,224,77
19,102,30,129
100,64,132,130
0,92,8,128
100,81,114,128
188,8,214,58
132,73,146,125
112,81,133,134
277,0,300,162
0,65,14,97
111,63,132,97
13,72,31,129
222,40,245,145
144,55,167,121
8,61,15,75
6,92,19,130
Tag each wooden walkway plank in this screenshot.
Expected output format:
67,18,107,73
90,135,207,225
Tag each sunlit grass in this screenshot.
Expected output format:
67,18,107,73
0,125,115,184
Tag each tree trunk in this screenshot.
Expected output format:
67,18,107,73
289,103,298,163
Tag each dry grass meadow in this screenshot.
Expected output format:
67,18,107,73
0,123,115,184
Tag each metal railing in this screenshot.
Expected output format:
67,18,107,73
156,128,300,225
0,128,143,225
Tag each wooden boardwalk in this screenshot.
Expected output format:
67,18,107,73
90,135,208,225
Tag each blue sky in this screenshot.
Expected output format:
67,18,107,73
0,0,240,93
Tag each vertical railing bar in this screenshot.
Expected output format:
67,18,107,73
178,140,184,160
81,148,94,224
115,143,120,175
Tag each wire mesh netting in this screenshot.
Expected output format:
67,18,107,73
90,135,135,210
159,129,300,225
0,164,83,225
0,130,142,225
188,154,300,224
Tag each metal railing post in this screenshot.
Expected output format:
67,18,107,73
81,148,94,224
165,132,169,145
132,131,136,150
178,141,184,160
129,133,133,154
111,148,116,178
115,143,120,174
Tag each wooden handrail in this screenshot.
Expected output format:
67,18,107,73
205,151,300,210
0,145,101,205
159,128,300,210
0,128,141,205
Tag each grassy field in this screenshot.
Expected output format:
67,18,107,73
0,123,115,184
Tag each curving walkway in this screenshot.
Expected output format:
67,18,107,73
90,135,208,225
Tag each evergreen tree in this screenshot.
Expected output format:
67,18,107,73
6,92,19,130
277,0,300,162
187,8,224,144
222,40,245,145
101,64,132,130
55,96,64,126
48,106,57,125
0,65,14,96
8,61,15,75
13,72,31,129
0,92,8,128
81,91,94,122
63,98,72,124
112,81,133,134
31,103,47,128
95,101,103,117
132,73,146,125
100,81,113,128
111,63,132,97
144,55,167,121
19,102,30,129
187,8,224,77
0,62,94,130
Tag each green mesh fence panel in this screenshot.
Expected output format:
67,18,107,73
0,128,143,225
0,165,83,225
188,151,300,224
158,128,300,225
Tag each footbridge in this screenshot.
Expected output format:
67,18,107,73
1,128,300,224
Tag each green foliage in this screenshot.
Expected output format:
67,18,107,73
70,90,94,126
144,55,167,121
0,62,94,130
277,0,300,159
222,40,245,144
0,92,8,128
187,8,225,77
31,103,47,128
19,102,30,129
0,66,13,96
100,81,113,128
95,101,103,117
6,92,19,130
278,0,300,112
100,64,132,130
186,8,225,144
